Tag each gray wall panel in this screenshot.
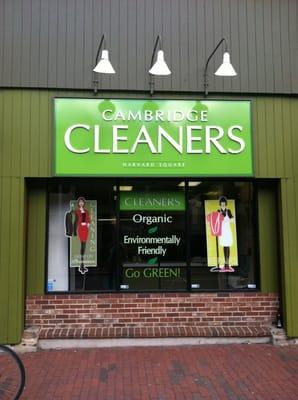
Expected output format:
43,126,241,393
161,0,172,91
145,0,155,91
65,0,77,89
30,0,41,85
196,1,206,91
187,0,198,91
3,0,13,85
246,0,257,91
0,2,3,82
238,1,249,91
39,0,49,85
127,0,138,90
255,0,266,92
213,0,223,93
47,0,58,87
272,0,283,93
152,0,163,92
109,0,120,90
56,0,67,88
118,0,128,90
178,0,189,92
11,0,23,86
20,0,32,86
204,0,215,92
135,0,144,89
221,0,232,92
231,0,242,92
74,0,85,88
263,0,274,91
289,0,298,92
101,0,112,89
0,0,297,93
280,0,291,93
83,0,93,89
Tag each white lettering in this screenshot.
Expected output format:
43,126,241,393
64,124,90,153
227,126,245,154
112,125,129,153
99,108,209,122
144,110,153,121
158,126,183,154
186,126,203,153
201,110,208,122
186,110,198,122
128,111,141,121
173,111,184,121
131,126,157,153
155,110,165,121
132,214,143,223
102,109,113,121
115,110,126,120
94,125,110,153
132,214,173,225
205,126,227,154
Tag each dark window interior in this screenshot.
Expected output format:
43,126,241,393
46,179,258,292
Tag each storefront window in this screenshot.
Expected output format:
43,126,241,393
47,180,117,292
189,181,257,290
46,179,258,292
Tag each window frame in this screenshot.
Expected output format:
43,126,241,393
44,177,260,294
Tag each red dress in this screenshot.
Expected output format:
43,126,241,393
76,208,90,242
207,211,224,236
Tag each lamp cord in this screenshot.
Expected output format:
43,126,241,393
203,38,228,96
149,35,162,96
93,34,106,95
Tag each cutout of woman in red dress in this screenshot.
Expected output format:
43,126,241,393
74,197,90,274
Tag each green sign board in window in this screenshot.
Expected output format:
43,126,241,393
120,192,185,211
54,99,253,177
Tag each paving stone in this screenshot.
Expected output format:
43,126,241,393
18,344,298,400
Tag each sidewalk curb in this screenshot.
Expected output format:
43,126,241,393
38,336,271,350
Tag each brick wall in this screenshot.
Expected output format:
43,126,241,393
25,292,279,339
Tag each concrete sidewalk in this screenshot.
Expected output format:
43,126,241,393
19,344,298,400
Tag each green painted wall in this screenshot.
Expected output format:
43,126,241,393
26,189,46,296
0,177,25,344
0,90,298,341
258,184,279,294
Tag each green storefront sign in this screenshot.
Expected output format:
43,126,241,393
54,99,252,176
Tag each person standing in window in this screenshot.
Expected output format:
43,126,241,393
74,197,90,274
218,196,235,272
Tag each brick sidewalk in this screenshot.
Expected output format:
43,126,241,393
19,344,298,400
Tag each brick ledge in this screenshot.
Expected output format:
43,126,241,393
39,326,271,339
